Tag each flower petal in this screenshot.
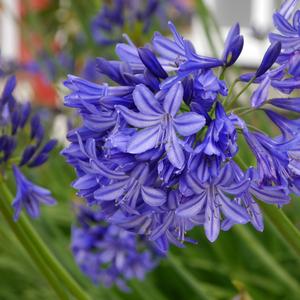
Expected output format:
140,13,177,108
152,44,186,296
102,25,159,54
73,174,98,190
133,84,163,115
94,181,126,201
251,77,271,108
176,193,206,217
116,105,161,128
138,47,168,79
174,112,205,136
204,202,220,243
250,185,290,204
163,82,183,116
220,178,250,195
166,128,185,169
116,43,141,64
217,192,250,224
127,125,160,153
150,212,174,240
185,173,205,194
269,97,300,113
141,186,167,206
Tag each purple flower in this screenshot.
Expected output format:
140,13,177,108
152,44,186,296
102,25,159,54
194,103,238,160
255,42,282,77
62,9,300,251
269,0,300,79
269,96,300,113
71,206,157,291
222,162,290,232
91,0,190,46
243,130,300,193
0,75,56,169
176,162,250,242
270,1,300,51
117,83,205,169
0,73,57,221
12,166,56,220
251,77,271,108
222,23,244,67
191,70,227,113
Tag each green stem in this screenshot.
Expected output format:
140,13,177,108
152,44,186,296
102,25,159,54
227,77,256,109
219,67,227,80
260,202,300,257
0,181,91,300
234,226,300,294
0,186,69,300
244,123,266,135
168,254,211,300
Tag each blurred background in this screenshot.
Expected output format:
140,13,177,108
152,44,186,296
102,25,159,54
0,1,299,299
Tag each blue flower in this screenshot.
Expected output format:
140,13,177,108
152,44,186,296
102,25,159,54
0,75,57,169
91,0,190,46
222,23,244,67
194,103,237,160
71,206,157,291
63,8,300,250
222,162,290,232
270,1,300,51
243,130,300,193
12,166,56,220
117,83,205,169
176,162,250,242
255,42,282,77
190,70,227,114
0,73,57,221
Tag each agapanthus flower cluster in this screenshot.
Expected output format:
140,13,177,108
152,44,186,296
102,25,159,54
63,0,300,253
0,74,57,220
91,0,190,45
71,206,157,291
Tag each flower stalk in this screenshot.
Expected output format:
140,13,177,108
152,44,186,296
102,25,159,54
0,182,69,300
234,225,300,294
260,202,300,257
0,180,91,300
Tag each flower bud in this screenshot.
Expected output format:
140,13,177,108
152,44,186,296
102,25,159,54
255,42,281,77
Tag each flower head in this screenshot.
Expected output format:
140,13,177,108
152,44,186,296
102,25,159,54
63,6,299,250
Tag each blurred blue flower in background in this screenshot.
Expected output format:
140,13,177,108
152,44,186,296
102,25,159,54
12,165,56,220
0,73,57,220
91,0,190,45
71,206,157,291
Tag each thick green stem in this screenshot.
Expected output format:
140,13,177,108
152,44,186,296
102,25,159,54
0,181,91,300
168,254,211,300
234,226,300,294
219,67,227,80
260,202,300,257
0,187,69,300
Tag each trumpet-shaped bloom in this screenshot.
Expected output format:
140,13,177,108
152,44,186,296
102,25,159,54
12,166,56,220
117,83,205,169
176,163,250,242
